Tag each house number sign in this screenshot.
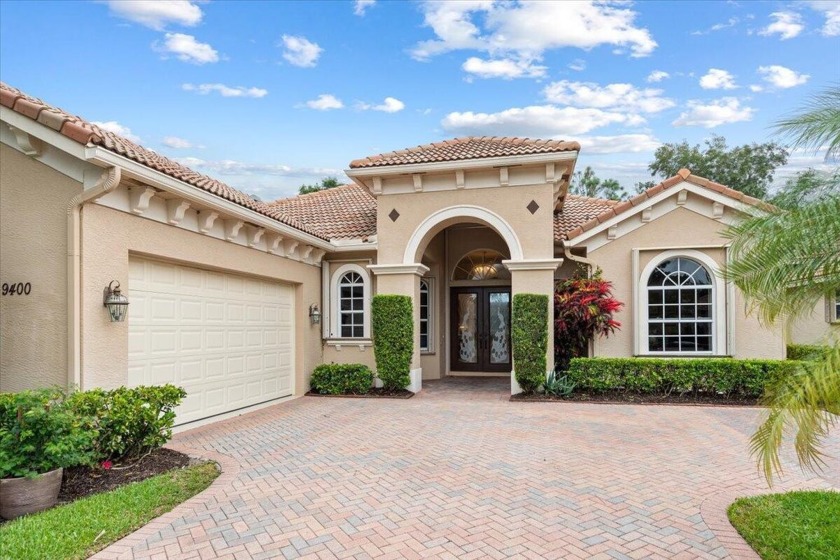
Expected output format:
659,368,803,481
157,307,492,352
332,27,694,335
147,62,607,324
1,282,32,296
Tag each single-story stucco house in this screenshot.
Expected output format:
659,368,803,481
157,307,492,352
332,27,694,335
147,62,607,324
1,82,837,427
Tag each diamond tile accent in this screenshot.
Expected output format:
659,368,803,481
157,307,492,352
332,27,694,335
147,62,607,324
527,200,540,214
389,208,400,222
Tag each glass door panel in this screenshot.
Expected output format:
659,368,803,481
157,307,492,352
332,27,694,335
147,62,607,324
456,292,478,365
488,291,510,366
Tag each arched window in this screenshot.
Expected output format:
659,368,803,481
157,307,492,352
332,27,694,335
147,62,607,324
452,250,511,281
646,256,714,353
329,264,370,339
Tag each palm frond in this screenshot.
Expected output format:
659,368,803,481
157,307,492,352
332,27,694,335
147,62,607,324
773,84,840,161
751,341,840,485
722,196,840,326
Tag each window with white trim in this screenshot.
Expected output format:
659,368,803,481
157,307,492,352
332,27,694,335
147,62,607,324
329,264,371,339
419,278,434,352
646,257,714,353
833,291,840,323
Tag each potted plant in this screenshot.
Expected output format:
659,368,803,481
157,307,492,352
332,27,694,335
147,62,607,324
0,388,96,519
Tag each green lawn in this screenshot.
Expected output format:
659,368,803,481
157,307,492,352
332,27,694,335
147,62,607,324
0,462,219,560
728,490,840,560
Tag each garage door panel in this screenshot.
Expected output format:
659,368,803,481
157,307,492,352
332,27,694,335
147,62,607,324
128,258,294,425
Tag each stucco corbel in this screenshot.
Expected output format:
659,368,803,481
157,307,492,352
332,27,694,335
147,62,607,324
299,245,314,261
248,226,265,248
166,199,190,225
129,186,156,215
224,219,244,241
199,211,219,234
284,239,299,258
412,174,423,192
268,234,285,255
7,125,43,156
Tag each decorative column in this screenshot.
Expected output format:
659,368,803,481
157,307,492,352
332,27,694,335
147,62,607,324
367,263,430,393
503,259,564,394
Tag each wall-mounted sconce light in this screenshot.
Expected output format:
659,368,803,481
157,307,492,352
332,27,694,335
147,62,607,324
309,303,321,324
103,280,129,322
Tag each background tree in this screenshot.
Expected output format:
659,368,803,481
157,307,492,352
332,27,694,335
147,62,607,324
570,166,627,200
769,169,840,210
648,135,788,199
299,176,342,195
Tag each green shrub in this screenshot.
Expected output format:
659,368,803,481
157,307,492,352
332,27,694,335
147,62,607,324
68,385,186,461
567,357,805,398
310,363,373,395
0,388,98,478
512,293,549,394
787,344,830,361
372,295,413,391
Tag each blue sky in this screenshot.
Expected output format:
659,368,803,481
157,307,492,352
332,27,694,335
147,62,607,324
1,0,838,200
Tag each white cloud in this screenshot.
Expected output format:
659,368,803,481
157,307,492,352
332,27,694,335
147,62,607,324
673,97,755,128
358,97,405,113
281,35,322,67
808,1,840,36
758,65,810,88
462,56,547,79
354,0,375,16
162,136,200,149
182,83,268,98
441,105,646,137
577,134,661,154
156,33,219,64
699,68,737,90
568,59,586,72
175,157,340,177
305,94,344,111
692,17,739,35
105,0,202,30
92,121,142,143
759,11,804,40
646,70,670,83
750,84,764,92
411,1,657,79
542,80,675,113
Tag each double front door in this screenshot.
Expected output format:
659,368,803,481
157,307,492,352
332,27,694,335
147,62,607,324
450,287,511,372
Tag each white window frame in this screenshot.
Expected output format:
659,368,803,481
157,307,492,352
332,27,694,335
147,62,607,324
329,263,371,340
831,291,840,324
419,278,434,353
637,249,727,356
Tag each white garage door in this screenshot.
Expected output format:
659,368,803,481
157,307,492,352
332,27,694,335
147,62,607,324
128,258,294,425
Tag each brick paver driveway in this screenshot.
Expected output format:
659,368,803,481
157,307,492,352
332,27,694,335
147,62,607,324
97,377,839,560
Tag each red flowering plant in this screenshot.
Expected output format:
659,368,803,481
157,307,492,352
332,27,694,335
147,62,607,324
554,268,623,371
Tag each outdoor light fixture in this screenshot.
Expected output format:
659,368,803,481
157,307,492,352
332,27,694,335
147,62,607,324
309,303,321,324
103,280,129,322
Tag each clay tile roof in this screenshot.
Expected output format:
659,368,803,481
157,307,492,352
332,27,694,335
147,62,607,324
349,136,580,169
554,195,620,240
265,184,377,241
563,168,772,241
0,82,326,240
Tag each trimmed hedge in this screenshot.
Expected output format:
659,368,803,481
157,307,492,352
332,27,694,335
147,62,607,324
68,385,186,461
512,293,549,394
310,363,373,395
567,357,805,398
787,344,830,361
372,295,413,391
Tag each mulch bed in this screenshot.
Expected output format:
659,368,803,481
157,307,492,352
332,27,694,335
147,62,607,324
58,448,194,504
511,391,760,406
306,388,415,399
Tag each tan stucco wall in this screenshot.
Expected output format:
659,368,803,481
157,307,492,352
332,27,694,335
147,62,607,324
376,180,555,264
322,256,377,371
788,298,840,346
587,206,785,359
79,203,324,395
0,144,82,392
420,231,445,379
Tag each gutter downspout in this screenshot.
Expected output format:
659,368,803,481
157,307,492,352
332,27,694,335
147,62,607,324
562,241,597,278
67,166,121,390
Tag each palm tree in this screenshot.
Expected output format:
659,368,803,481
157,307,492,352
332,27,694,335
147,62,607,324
773,84,840,161
724,85,840,483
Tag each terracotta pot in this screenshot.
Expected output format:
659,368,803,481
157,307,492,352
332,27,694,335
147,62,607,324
0,467,63,520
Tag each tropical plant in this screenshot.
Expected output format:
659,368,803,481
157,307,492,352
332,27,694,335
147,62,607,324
570,166,627,200
543,370,576,397
723,189,840,483
371,295,413,391
648,135,788,199
773,84,840,161
511,293,549,393
554,270,623,371
769,169,840,210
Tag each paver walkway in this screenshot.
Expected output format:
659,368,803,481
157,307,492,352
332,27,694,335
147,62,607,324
96,377,839,560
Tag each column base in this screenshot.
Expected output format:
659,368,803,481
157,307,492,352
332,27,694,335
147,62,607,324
511,372,522,395
409,368,423,393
